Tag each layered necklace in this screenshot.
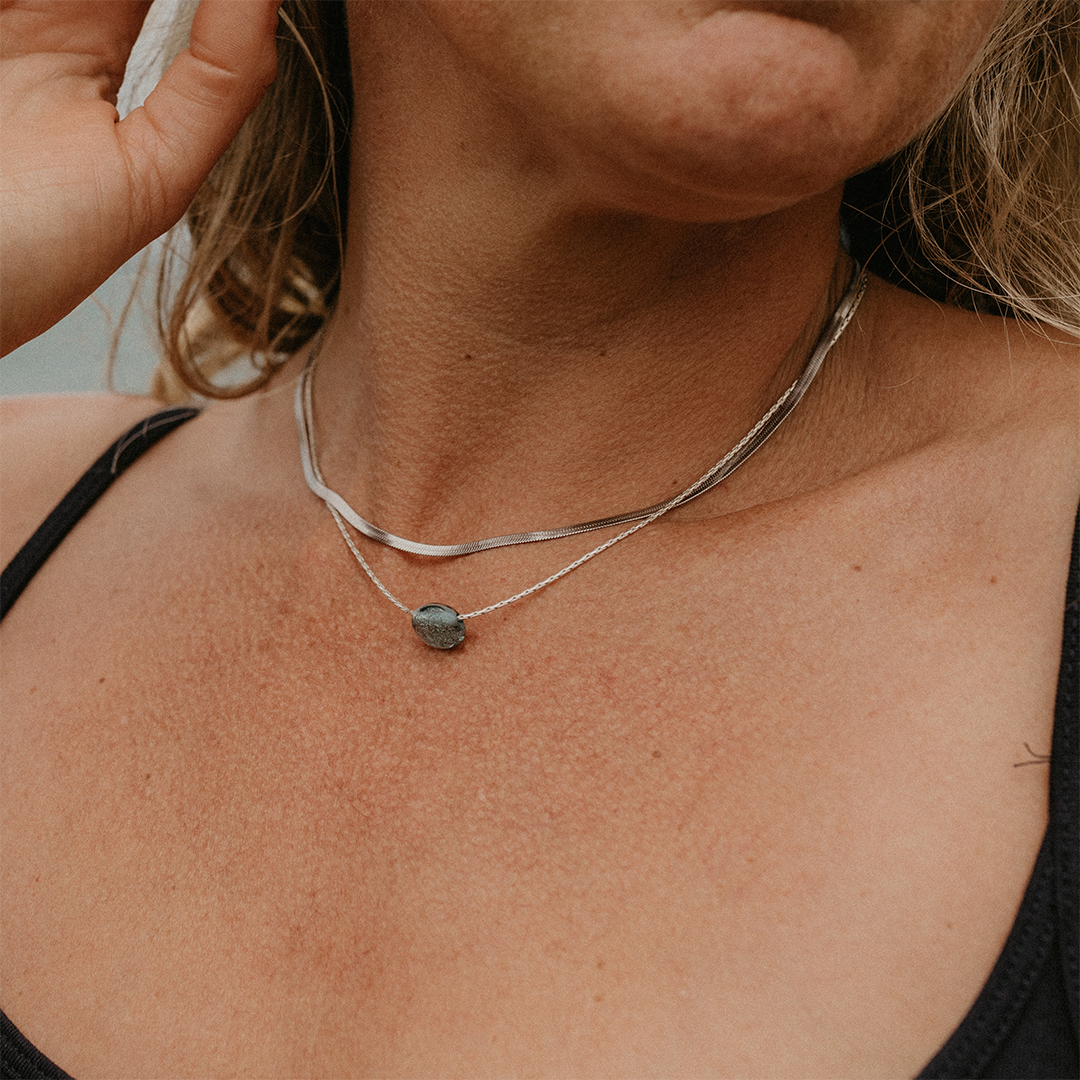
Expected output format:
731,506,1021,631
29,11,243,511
296,264,867,649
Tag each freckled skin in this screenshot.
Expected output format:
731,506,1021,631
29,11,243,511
2,1,1076,1077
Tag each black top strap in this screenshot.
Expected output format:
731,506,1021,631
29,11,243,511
0,1013,72,1080
917,512,1079,1079
0,407,199,622
1053,511,1079,1033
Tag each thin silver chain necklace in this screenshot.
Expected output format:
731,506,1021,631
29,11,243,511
296,264,867,649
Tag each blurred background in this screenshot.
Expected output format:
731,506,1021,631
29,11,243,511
1,0,186,398
1,252,163,396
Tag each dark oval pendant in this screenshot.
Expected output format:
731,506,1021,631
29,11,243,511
411,603,466,649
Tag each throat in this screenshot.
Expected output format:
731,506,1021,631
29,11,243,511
294,266,866,649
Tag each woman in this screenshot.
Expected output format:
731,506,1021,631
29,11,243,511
1,1,1076,1076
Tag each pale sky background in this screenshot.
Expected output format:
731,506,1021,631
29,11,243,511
0,254,163,397
1,0,188,398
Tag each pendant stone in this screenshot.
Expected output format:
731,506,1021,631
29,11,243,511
411,604,466,649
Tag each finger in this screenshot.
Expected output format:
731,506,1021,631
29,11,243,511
118,0,281,239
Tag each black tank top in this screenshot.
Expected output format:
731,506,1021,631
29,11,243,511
1,410,1076,1079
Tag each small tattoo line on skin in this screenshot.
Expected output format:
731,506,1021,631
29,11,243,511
1013,742,1051,767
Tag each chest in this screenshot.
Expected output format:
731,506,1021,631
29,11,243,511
0,472,1063,1077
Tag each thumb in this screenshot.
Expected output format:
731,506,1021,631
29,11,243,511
119,0,281,240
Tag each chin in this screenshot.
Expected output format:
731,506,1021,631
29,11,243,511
575,9,958,218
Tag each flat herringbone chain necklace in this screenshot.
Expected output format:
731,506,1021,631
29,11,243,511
296,264,866,648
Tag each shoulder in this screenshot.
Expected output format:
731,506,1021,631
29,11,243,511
0,393,169,567
773,278,1080,514
864,279,1079,436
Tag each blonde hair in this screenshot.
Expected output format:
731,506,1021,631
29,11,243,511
152,0,1079,402
845,0,1078,335
149,0,350,401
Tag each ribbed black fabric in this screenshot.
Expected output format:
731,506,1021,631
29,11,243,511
0,412,1076,1079
0,1015,72,1080
1055,517,1079,1033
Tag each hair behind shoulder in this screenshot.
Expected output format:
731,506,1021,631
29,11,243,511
151,0,1078,403
844,0,1078,336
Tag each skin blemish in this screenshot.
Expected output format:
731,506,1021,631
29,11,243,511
652,750,662,758
852,564,862,572
98,676,106,684
989,576,997,584
594,993,605,1003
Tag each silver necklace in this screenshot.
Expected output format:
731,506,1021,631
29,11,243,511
296,265,866,649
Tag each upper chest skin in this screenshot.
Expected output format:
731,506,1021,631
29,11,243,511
0,404,1073,1078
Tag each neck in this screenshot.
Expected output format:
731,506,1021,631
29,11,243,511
299,3,855,543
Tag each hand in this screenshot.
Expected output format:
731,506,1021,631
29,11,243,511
0,0,280,356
